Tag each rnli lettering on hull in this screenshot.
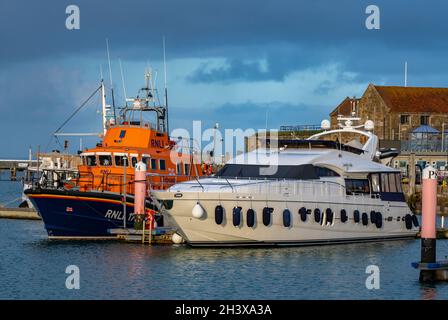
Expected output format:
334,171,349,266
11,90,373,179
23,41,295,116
105,209,135,221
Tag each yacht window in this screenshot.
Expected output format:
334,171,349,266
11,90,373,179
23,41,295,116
131,157,138,168
215,164,318,180
345,179,370,195
159,159,166,171
388,173,398,193
150,158,157,170
184,163,190,176
314,167,339,177
381,173,389,192
395,173,403,193
370,173,380,193
98,155,112,166
119,130,126,138
86,155,97,166
115,155,129,167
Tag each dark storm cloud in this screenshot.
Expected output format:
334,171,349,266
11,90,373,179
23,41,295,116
2,0,448,65
2,0,448,157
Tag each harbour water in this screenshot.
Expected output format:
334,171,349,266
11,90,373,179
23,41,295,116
1,177,448,300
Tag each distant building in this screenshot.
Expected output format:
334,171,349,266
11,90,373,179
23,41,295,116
331,84,448,175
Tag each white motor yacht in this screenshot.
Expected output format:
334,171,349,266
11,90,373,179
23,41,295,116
153,116,419,246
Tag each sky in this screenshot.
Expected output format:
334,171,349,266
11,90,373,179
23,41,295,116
1,0,448,158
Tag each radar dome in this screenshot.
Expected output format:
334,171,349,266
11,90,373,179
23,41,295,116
321,119,331,130
364,120,374,131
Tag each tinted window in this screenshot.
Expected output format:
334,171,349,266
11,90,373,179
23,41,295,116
177,163,182,175
142,157,150,167
150,159,157,170
381,173,389,192
159,159,166,171
395,173,403,193
115,156,128,167
184,164,190,176
346,179,370,195
86,156,96,166
98,155,112,166
131,157,138,168
119,130,126,138
370,173,380,193
216,164,318,179
314,167,339,177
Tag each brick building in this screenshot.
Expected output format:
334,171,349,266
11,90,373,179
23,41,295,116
331,84,448,174
330,84,448,140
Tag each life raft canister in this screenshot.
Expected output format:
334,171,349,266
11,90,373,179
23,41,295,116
283,209,291,227
340,209,348,223
299,207,307,222
215,205,224,225
232,207,242,227
314,208,321,223
247,209,255,227
262,207,273,226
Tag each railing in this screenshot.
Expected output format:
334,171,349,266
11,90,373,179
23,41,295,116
279,124,322,132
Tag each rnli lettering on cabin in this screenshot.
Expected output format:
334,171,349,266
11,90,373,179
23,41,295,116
150,139,165,148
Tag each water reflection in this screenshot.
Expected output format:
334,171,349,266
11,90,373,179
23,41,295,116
3,219,448,299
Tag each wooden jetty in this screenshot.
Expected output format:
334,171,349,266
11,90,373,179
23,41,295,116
109,227,178,244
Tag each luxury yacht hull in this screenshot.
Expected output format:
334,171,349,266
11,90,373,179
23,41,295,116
155,191,418,247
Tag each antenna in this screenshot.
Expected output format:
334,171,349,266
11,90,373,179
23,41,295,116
404,61,408,87
163,36,169,134
106,38,117,122
119,59,128,106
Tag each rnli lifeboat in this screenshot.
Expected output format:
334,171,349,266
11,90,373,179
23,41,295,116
25,71,204,238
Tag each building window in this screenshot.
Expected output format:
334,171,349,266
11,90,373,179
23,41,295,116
400,115,409,124
176,163,182,175
420,115,429,125
184,163,190,176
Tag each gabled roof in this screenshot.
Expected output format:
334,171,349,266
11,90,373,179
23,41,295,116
373,85,448,113
330,97,360,116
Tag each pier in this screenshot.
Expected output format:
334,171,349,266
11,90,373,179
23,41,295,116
0,207,40,220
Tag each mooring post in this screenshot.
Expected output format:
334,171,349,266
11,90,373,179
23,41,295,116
134,161,148,242
420,165,438,282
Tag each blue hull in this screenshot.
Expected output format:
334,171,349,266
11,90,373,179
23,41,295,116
25,189,158,238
